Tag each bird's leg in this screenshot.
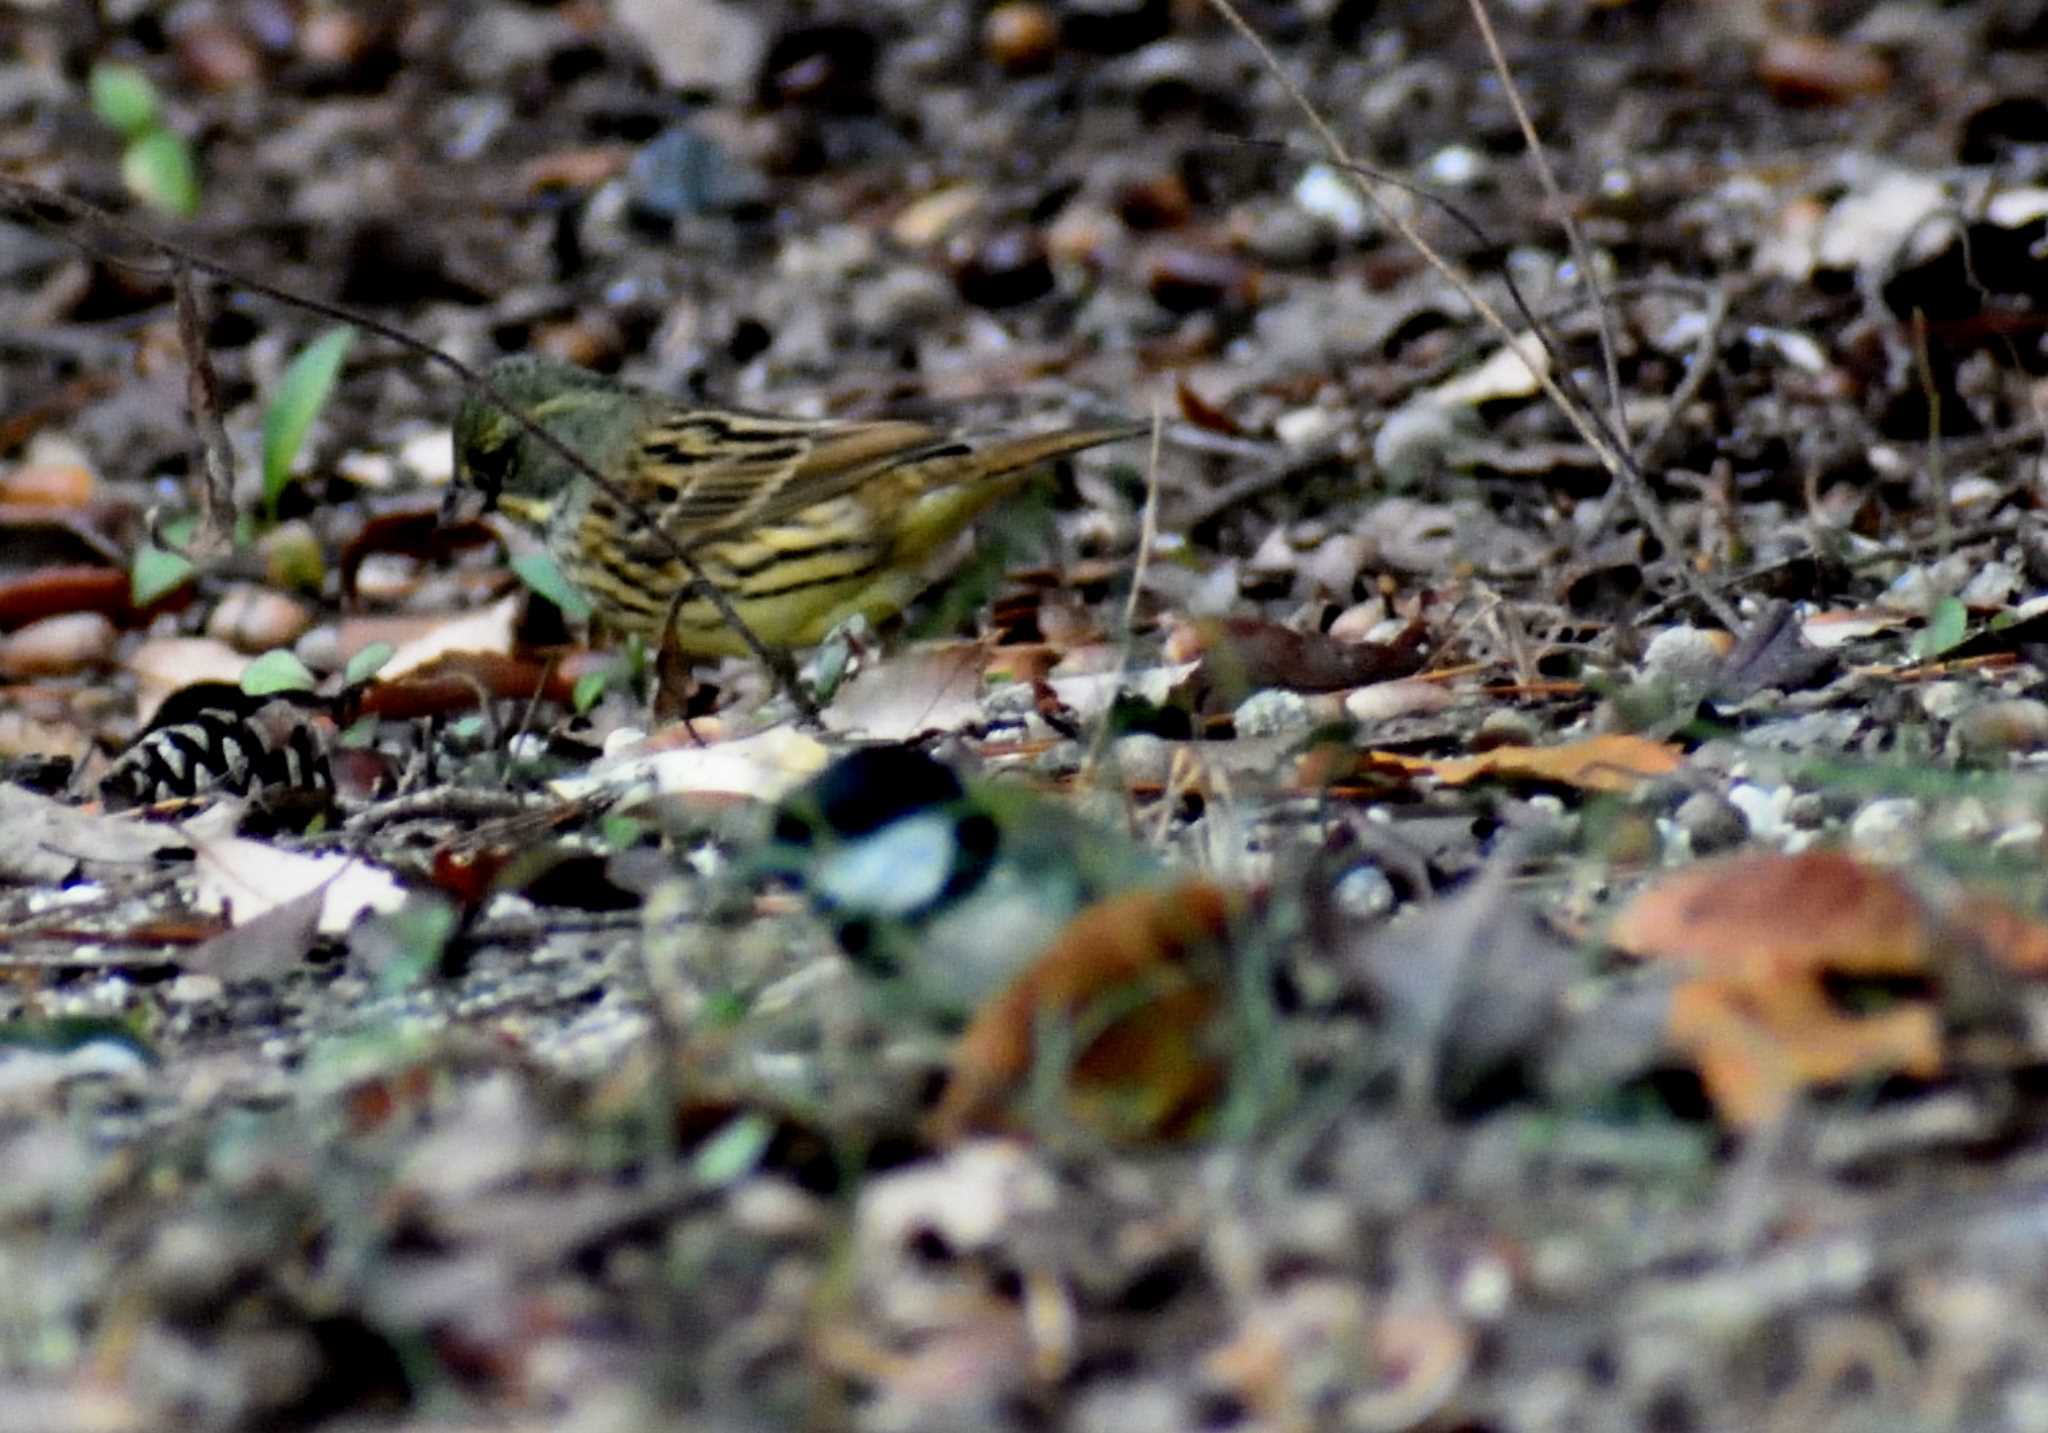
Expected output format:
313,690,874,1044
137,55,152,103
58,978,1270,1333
653,575,825,730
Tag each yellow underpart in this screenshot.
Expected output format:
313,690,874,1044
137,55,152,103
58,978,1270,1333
559,470,1032,656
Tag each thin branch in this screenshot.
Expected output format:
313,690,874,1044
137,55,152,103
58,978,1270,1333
1198,1,1742,630
1082,402,1167,782
170,262,237,560
1465,0,1628,455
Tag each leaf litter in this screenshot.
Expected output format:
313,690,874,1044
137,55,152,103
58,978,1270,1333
4,1,2048,1429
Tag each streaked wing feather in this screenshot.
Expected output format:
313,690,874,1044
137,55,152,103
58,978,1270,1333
953,423,1149,478
632,412,943,540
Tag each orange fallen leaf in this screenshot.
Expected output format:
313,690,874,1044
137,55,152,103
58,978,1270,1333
929,880,1238,1145
1610,849,1945,1127
1366,733,1683,794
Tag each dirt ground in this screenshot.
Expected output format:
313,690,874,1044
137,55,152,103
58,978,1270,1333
7,2,2048,1430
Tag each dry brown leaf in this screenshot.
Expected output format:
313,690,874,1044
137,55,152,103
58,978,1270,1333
0,565,139,632
186,807,407,936
0,784,188,883
824,641,988,740
929,879,1237,1145
355,651,573,721
1370,733,1683,794
379,593,520,678
1610,850,1944,1128
1167,616,1429,696
549,724,828,807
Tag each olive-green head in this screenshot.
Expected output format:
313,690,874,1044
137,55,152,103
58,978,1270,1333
452,354,642,513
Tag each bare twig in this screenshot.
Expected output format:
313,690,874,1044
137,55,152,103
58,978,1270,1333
1199,1,1742,630
1466,0,1628,454
1587,281,1731,535
1082,402,1167,782
170,263,236,560
1910,309,1951,561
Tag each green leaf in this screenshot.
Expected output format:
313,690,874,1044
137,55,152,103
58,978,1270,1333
131,543,196,606
158,512,199,549
599,813,646,849
89,63,159,137
702,990,747,1025
690,1112,775,1188
121,130,200,217
1912,596,1969,660
241,648,316,696
344,641,395,687
510,550,594,622
261,327,356,515
572,669,608,714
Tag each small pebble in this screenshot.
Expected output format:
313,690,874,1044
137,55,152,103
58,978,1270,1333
1783,791,1830,831
1116,172,1193,231
1325,599,1389,643
1292,163,1371,238
174,19,264,90
1916,681,1973,723
1234,688,1314,737
1639,625,1734,685
983,2,1059,72
1110,733,1176,785
1848,797,1921,862
1726,781,1794,839
1955,698,2048,760
851,266,956,338
1345,678,1454,723
1239,202,1333,267
1673,790,1749,852
1244,524,1297,577
0,612,116,677
892,185,984,248
294,624,342,673
1274,405,1338,451
1302,532,1369,594
164,974,225,1007
1471,708,1538,751
207,584,315,652
1371,402,1459,487
1423,144,1487,187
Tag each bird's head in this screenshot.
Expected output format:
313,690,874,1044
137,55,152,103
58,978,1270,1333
452,354,623,520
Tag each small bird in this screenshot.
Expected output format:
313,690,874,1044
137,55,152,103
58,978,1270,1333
452,355,1141,658
755,744,1163,1017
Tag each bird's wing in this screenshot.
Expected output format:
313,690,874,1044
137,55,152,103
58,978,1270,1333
627,409,949,541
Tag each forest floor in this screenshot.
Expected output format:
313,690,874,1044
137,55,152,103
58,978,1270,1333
6,2,2048,1430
